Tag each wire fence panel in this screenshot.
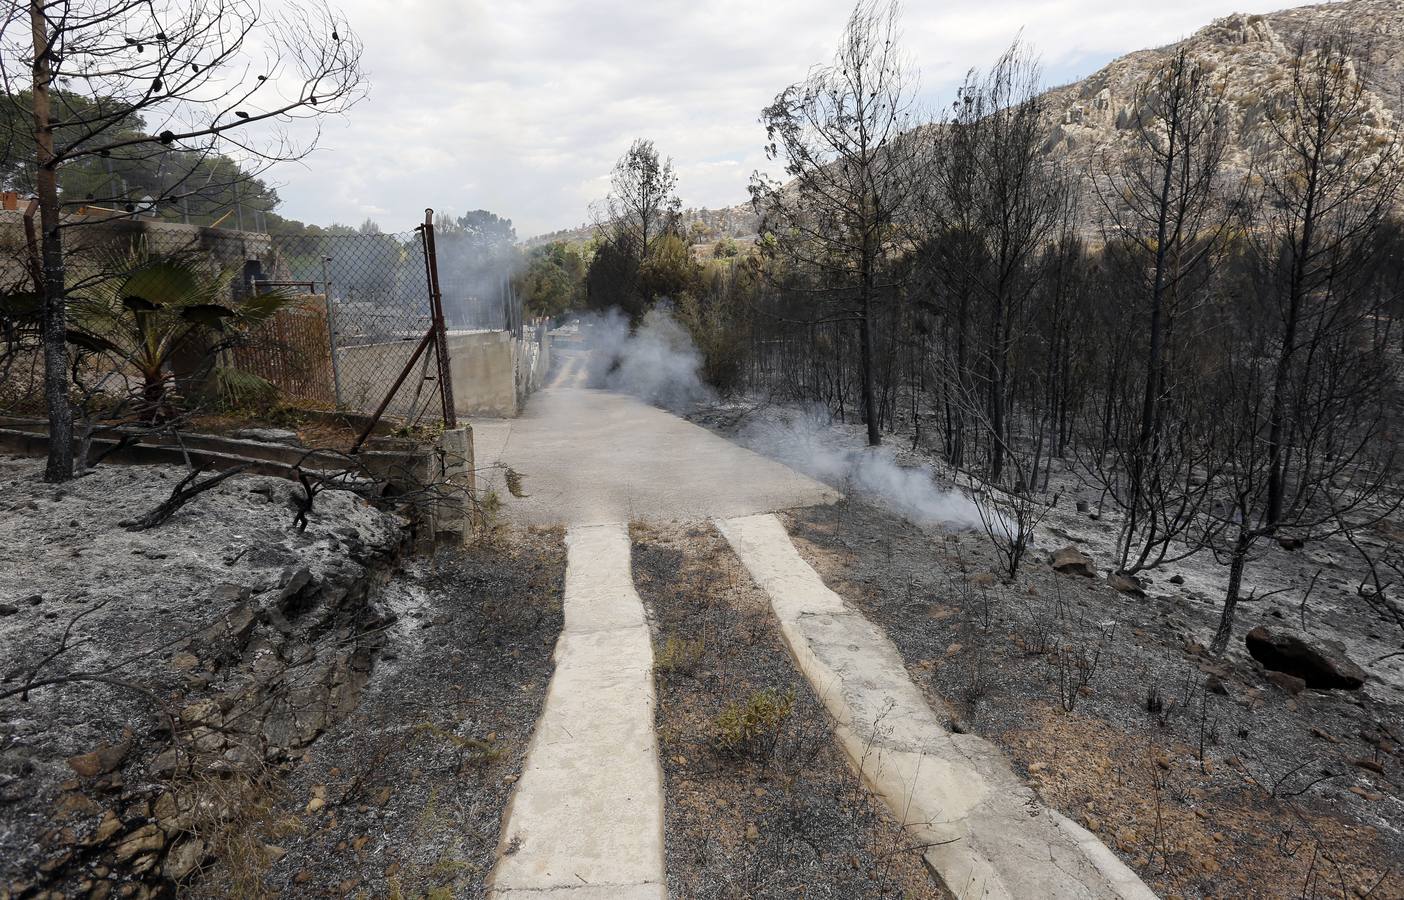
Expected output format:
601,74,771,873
227,293,337,408
1,212,528,429
267,231,446,423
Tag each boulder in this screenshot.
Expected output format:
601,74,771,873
1107,572,1146,597
1245,626,1367,690
66,729,134,778
1051,546,1096,578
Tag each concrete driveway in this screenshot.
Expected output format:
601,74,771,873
470,349,837,527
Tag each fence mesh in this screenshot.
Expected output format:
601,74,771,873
0,211,535,434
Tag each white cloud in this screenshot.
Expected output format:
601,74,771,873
268,0,1310,236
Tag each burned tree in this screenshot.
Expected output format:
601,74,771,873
1255,33,1403,529
1,0,366,481
923,42,1068,476
1085,48,1238,574
1203,33,1403,654
750,0,926,446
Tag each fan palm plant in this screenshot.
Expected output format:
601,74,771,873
68,246,291,420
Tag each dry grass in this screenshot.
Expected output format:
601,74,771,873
1005,705,1401,899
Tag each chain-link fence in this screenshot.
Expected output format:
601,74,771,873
1,210,536,434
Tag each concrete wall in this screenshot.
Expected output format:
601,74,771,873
446,331,519,417
334,329,548,419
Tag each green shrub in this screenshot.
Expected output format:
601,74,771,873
654,633,705,677
715,688,796,756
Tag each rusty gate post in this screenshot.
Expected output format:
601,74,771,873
421,209,457,428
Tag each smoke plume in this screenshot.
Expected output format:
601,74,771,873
573,306,983,531
736,405,986,531
578,306,714,411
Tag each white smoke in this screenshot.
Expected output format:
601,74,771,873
568,307,984,531
577,305,714,411
736,404,986,531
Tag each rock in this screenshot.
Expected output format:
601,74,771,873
67,730,134,778
89,810,122,845
53,791,103,818
1051,546,1096,578
1265,670,1306,694
113,824,164,861
1107,572,1146,597
180,699,222,727
1349,757,1386,775
0,603,17,615
1245,626,1368,690
169,652,200,672
1076,500,1090,513
1168,574,1185,585
233,427,301,446
152,744,197,778
162,838,206,881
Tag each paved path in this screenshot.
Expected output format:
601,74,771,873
479,346,1154,899
472,348,837,526
718,513,1156,900
488,523,665,899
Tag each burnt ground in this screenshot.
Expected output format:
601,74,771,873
240,526,565,899
0,455,406,898
630,521,943,900
785,499,1404,900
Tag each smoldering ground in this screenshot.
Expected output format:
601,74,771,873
573,306,984,531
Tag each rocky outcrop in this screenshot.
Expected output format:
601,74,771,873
1051,545,1097,577
1040,2,1403,194
1245,625,1369,690
0,458,408,899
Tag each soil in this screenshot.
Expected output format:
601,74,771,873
785,498,1404,900
242,526,566,899
630,521,944,900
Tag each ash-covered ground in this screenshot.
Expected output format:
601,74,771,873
786,499,1403,899
687,400,1403,897
243,526,564,899
0,455,406,895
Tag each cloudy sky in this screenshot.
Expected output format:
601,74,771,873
272,0,1300,238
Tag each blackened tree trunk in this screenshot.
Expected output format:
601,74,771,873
30,0,72,482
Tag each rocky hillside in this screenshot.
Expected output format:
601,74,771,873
1041,0,1402,176
531,0,1404,246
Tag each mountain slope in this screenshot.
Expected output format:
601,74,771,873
1041,1,1401,177
530,0,1404,244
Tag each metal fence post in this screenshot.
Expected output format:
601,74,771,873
420,209,457,428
